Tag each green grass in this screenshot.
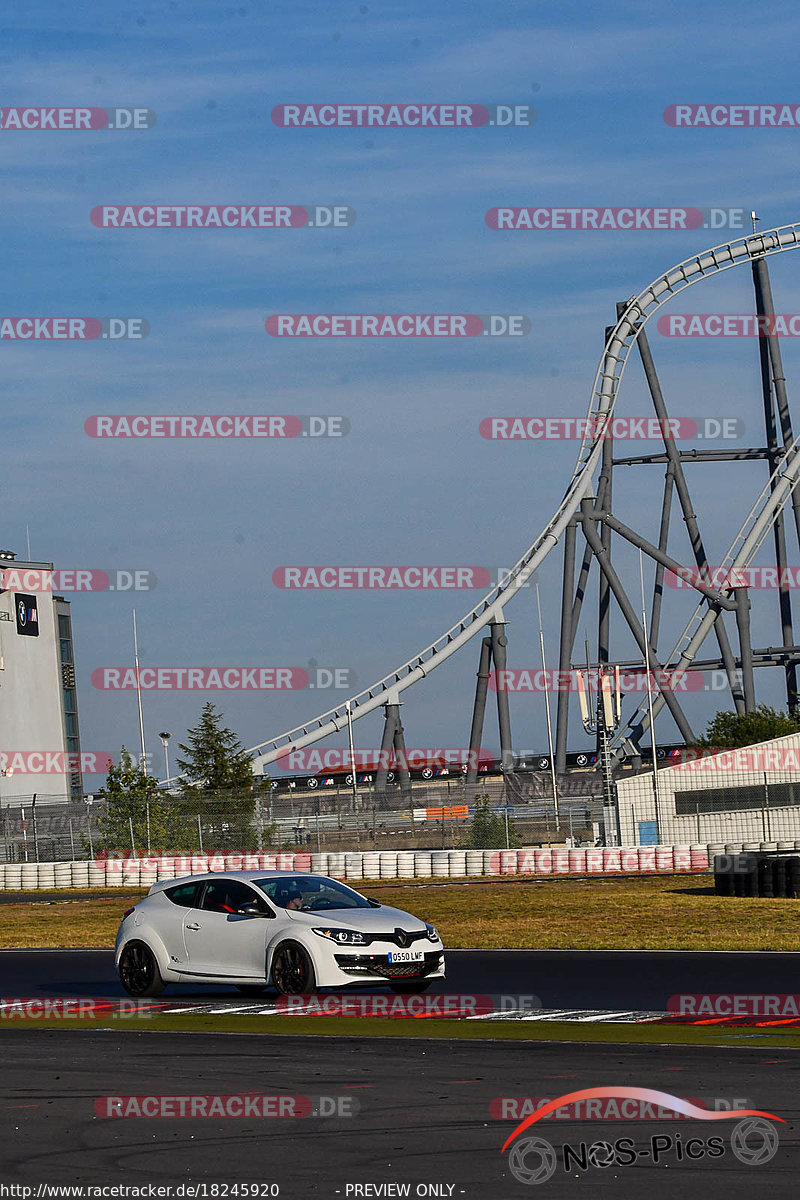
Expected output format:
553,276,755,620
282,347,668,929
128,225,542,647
2,1013,800,1049
3,873,800,951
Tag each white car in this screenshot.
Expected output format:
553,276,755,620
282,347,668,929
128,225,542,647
115,871,445,997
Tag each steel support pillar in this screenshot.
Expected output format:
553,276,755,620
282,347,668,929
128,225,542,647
650,463,675,649
375,703,400,792
734,587,756,711
555,521,577,774
597,428,613,758
466,637,493,787
752,255,800,546
633,322,745,713
570,474,609,647
465,623,514,781
752,255,799,712
392,709,411,796
589,509,736,610
580,502,697,743
490,620,514,770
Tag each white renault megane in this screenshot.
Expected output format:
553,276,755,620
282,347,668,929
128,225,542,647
115,871,445,997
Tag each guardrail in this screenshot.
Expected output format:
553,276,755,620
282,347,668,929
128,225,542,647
4,841,791,888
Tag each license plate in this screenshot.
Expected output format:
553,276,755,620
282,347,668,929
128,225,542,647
388,949,424,963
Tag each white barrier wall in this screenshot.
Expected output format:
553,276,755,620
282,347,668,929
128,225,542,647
0,843,760,888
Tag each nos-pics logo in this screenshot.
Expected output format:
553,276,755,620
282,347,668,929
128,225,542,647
501,1088,783,1185
15,593,39,637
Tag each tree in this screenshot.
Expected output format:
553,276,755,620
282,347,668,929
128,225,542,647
176,703,255,791
94,747,176,853
465,793,520,848
174,704,261,849
694,704,800,750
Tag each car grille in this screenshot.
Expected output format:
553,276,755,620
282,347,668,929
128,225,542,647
334,951,443,979
380,929,430,947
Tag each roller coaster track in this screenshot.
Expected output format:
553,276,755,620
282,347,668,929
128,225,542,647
249,224,800,770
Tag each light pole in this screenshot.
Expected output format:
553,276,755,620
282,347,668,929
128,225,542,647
159,732,171,783
133,610,146,770
345,701,358,812
85,794,94,858
576,643,622,846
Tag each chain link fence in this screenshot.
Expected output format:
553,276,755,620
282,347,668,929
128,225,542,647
617,756,800,844
0,774,606,862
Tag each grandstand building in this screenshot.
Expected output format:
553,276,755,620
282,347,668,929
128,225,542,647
0,551,82,801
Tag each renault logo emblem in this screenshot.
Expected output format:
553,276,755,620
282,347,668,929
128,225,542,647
395,929,408,948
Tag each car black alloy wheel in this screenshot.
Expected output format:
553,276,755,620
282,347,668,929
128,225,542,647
271,941,317,994
119,940,165,997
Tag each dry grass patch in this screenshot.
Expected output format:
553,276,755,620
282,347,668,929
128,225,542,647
366,876,800,951
2,875,800,951
0,892,145,948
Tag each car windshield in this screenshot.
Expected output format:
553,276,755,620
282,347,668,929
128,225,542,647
253,874,372,912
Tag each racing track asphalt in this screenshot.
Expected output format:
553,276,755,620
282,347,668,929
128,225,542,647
1,1030,798,1198
2,948,800,1010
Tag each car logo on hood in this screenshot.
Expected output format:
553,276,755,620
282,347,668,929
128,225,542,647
395,929,408,947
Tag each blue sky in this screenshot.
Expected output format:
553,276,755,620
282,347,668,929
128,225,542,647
6,0,800,784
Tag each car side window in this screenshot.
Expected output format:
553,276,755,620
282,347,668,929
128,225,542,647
164,882,201,908
200,879,270,915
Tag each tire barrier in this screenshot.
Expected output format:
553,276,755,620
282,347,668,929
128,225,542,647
465,850,484,876
0,844,780,889
344,852,363,880
397,851,416,879
714,851,800,899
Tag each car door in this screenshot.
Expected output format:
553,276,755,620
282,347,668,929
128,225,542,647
154,880,204,971
182,878,274,979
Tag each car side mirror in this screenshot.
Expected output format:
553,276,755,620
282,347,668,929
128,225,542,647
367,897,381,908
238,903,274,918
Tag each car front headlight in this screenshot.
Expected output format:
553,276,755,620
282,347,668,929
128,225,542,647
425,923,440,942
312,927,371,946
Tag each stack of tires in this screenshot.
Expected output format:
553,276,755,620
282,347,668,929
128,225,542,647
714,851,800,898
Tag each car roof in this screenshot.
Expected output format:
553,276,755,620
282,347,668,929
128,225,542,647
149,870,340,898
165,870,332,884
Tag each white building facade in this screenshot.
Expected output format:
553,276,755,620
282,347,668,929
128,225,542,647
616,732,800,845
0,553,83,802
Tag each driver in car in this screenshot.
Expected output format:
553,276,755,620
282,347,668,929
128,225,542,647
275,882,304,910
